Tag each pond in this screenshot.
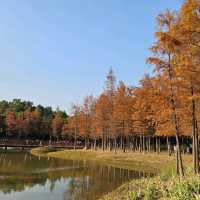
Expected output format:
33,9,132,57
0,151,152,200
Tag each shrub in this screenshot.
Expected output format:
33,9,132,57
127,191,140,200
165,177,200,200
144,184,157,200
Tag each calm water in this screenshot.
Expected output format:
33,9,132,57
0,151,152,200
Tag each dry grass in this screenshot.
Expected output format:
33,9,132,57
31,147,192,174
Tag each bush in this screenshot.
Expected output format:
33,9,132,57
165,177,200,200
127,191,141,200
144,184,157,200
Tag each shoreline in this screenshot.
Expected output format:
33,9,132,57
31,147,193,200
31,147,180,173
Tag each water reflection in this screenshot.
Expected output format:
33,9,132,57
0,152,153,200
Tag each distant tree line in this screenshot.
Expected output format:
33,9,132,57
0,99,68,140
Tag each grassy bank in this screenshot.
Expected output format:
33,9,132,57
31,147,181,173
31,147,195,200
101,170,200,200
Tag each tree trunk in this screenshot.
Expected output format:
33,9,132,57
175,137,184,177
135,136,138,151
102,133,105,151
158,137,161,153
139,135,142,152
85,135,87,149
94,138,97,150
143,135,145,153
191,86,199,174
123,136,126,153
74,128,77,150
195,120,199,173
108,137,111,151
122,121,125,153
114,137,117,154
156,137,159,154
120,134,123,150
168,53,184,177
167,136,171,156
149,137,151,152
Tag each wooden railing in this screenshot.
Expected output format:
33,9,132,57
0,140,84,149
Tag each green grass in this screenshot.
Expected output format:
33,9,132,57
100,173,200,200
100,166,200,200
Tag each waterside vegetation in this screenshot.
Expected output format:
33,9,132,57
32,147,198,200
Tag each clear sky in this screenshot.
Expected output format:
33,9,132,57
0,0,183,112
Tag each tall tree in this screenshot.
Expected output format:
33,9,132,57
70,104,81,149
147,10,184,176
104,68,116,150
173,0,200,173
113,81,132,152
52,113,64,141
80,95,95,148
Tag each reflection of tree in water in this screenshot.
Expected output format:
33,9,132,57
0,152,86,194
64,163,153,200
0,152,153,199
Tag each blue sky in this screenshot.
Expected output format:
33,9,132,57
0,0,182,112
